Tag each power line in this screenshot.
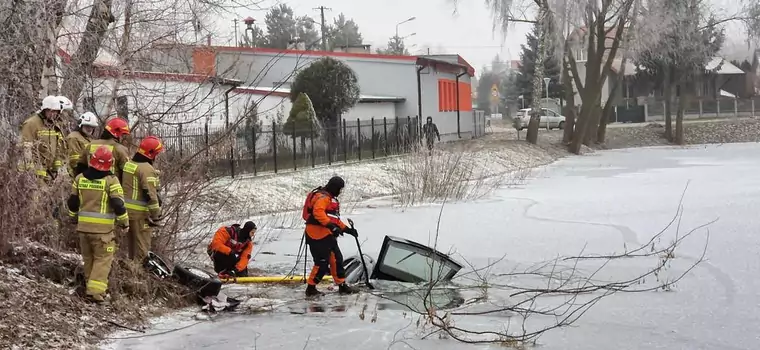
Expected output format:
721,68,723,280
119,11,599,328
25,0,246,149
313,6,332,51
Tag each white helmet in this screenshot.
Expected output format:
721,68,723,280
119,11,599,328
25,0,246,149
57,96,73,110
41,95,62,111
78,112,99,128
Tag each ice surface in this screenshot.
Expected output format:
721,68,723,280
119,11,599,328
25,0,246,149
103,143,760,350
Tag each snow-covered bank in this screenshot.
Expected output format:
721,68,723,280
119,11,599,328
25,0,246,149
202,134,565,223
104,142,760,350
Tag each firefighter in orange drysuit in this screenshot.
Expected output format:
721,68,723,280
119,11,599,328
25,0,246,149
303,176,358,297
207,221,256,277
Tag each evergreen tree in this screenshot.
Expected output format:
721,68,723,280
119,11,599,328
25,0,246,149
516,22,562,107
284,92,318,152
327,13,363,49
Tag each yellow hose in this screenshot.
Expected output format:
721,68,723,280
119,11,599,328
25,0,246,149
220,275,334,284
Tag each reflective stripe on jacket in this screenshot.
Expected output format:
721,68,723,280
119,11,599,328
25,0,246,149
121,160,161,219
19,113,65,176
65,130,90,174
76,139,130,178
69,174,129,233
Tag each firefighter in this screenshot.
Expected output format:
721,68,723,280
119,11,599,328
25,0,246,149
302,176,358,297
74,118,130,179
67,145,129,303
19,95,66,182
207,221,257,277
66,112,99,175
57,95,74,120
122,135,164,262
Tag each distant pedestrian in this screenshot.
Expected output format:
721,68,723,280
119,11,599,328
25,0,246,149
422,116,440,154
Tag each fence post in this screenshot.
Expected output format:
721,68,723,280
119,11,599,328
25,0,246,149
405,116,412,152
394,116,400,154
178,124,184,159
204,123,209,158
292,121,297,171
734,99,738,117
342,119,348,163
252,123,257,176
383,117,388,157
699,99,703,118
310,120,315,168
356,118,362,161
371,117,376,159
753,99,756,117
229,127,235,178
273,124,278,174
717,99,721,117
327,123,332,165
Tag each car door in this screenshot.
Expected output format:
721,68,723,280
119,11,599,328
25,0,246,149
545,109,559,128
538,109,549,128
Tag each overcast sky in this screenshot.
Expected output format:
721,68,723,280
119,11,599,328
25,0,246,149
211,0,530,74
209,0,755,78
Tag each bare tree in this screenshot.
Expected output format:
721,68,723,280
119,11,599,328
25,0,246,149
376,185,710,346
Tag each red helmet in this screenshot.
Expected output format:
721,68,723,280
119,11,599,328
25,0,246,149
137,136,164,160
105,118,130,139
89,145,114,172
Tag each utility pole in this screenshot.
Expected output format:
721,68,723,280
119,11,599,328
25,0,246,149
313,6,331,51
233,19,239,46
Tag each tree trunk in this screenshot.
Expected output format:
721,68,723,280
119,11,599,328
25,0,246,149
663,65,673,142
60,0,114,105
562,56,575,144
584,103,601,146
675,92,687,145
39,0,67,98
525,9,548,145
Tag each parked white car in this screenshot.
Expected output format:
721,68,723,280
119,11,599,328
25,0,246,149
513,108,566,130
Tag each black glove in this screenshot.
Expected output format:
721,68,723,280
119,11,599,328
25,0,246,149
327,223,342,237
344,227,358,238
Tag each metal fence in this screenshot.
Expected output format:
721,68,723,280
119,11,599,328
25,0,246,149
613,97,760,123
157,116,425,177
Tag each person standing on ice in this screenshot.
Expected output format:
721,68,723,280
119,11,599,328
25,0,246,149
207,221,257,278
422,116,440,154
302,176,358,297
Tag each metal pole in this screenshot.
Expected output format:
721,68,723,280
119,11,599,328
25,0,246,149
342,119,348,163
310,121,315,168
371,117,376,159
272,124,278,173
252,123,257,176
383,117,388,157
357,118,362,161
292,121,297,171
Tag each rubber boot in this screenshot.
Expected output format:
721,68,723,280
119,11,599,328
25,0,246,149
338,283,357,295
305,284,324,297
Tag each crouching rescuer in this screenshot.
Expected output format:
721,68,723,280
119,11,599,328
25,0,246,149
302,176,358,297
67,146,129,303
207,222,256,277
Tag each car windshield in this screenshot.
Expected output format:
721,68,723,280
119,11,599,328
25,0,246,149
375,236,463,284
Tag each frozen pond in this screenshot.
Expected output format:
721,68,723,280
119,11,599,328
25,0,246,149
105,143,760,350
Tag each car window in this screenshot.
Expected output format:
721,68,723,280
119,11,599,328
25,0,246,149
377,239,460,283
546,110,557,117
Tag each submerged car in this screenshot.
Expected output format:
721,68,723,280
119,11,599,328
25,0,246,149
342,235,465,311
144,235,465,311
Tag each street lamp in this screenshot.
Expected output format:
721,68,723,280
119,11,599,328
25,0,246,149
396,17,416,38
402,33,417,40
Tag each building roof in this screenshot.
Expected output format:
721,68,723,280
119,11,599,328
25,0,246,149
155,44,475,77
706,57,744,74
234,86,406,103
93,67,243,86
